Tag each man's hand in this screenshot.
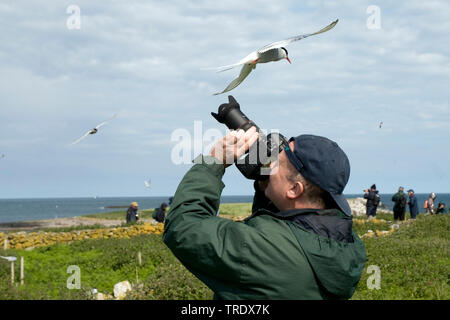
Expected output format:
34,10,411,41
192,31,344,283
210,126,259,168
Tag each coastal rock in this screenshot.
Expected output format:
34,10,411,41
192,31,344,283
1,222,165,250
114,281,132,300
96,292,114,300
347,197,391,217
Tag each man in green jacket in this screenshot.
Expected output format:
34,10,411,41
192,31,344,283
163,126,366,300
392,187,407,221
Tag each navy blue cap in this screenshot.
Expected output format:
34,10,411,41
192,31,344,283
283,135,352,216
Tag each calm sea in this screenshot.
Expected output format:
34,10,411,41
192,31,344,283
0,194,448,223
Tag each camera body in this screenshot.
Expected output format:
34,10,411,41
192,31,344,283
211,96,288,180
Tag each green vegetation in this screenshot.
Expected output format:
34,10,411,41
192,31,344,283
0,234,212,300
352,214,450,300
1,203,448,300
217,203,253,218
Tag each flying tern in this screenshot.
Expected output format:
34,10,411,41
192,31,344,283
213,19,339,95
70,114,117,146
144,180,151,188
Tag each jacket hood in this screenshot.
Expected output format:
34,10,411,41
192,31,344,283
269,208,367,299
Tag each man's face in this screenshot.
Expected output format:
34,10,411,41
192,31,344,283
264,141,296,210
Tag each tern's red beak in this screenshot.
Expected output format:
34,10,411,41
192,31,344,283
286,57,291,64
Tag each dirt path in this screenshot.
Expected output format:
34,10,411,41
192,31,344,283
0,216,155,232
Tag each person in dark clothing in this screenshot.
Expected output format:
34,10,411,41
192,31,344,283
363,184,380,217
154,202,168,223
407,189,419,219
163,122,366,300
392,187,407,221
436,202,446,214
126,202,139,224
168,197,174,205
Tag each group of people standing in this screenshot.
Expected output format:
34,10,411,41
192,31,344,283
125,197,173,224
364,185,446,221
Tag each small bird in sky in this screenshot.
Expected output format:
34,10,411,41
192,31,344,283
0,154,4,159
69,114,117,146
212,19,339,95
144,180,151,188
379,121,383,128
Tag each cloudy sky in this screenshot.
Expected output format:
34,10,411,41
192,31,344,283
0,0,449,198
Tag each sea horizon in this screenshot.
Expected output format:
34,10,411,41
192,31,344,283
1,194,449,224
1,192,448,200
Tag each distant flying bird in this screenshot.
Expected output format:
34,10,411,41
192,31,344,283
212,19,339,95
144,180,151,188
379,121,383,128
69,114,117,146
0,154,4,159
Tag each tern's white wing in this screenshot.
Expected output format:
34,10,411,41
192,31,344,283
69,130,91,146
258,19,339,53
95,113,117,129
214,63,256,95
144,180,151,188
212,51,259,73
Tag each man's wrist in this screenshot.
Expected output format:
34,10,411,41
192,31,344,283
193,155,227,175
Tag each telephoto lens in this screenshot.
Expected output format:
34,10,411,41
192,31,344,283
211,95,286,180
211,96,259,132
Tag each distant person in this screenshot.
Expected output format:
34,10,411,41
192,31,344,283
436,202,446,214
407,189,419,219
363,184,380,218
424,192,437,214
154,202,168,223
168,197,174,205
392,187,407,221
126,202,139,223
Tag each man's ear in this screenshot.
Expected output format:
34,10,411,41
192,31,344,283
286,181,304,200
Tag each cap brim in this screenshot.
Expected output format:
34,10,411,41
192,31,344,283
330,193,352,217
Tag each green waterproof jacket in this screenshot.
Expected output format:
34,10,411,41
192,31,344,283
163,156,367,300
392,191,407,212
